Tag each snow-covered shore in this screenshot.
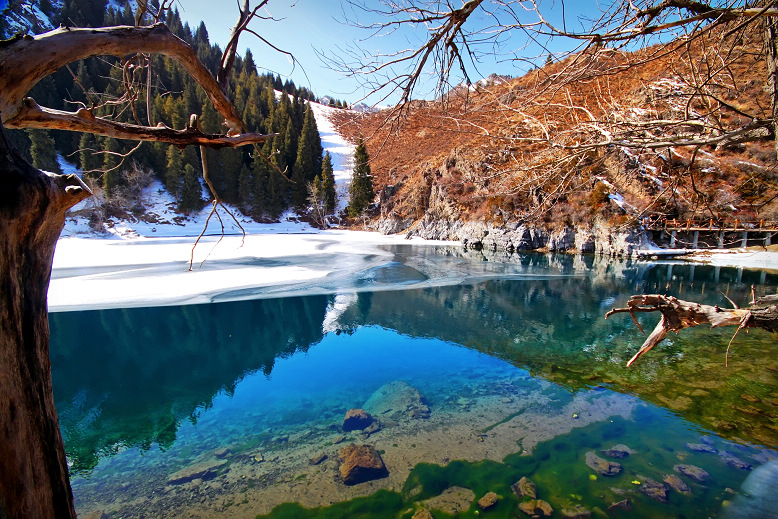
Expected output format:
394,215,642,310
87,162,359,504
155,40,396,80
685,248,778,271
47,100,777,312
49,230,449,312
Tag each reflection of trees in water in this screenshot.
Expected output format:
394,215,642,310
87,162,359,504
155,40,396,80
49,255,778,473
49,295,329,474
335,257,778,448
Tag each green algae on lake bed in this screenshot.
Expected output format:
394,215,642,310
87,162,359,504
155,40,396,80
257,410,770,519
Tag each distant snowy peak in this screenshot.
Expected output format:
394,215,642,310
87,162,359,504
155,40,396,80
449,73,511,94
350,102,388,113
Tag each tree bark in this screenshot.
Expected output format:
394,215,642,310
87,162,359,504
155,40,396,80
763,1,778,158
0,24,245,134
0,120,90,518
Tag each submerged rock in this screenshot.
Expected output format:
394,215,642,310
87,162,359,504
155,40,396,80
600,444,634,459
585,451,622,476
411,509,434,519
639,478,669,502
719,451,752,470
309,453,327,466
674,464,710,482
663,474,691,495
608,499,632,512
477,492,499,510
343,409,374,431
338,444,388,485
518,499,554,517
362,421,381,436
511,476,537,499
167,459,227,485
685,442,717,454
421,486,475,515
560,504,592,518
363,380,429,421
213,446,232,459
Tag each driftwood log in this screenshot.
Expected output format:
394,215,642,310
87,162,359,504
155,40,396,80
606,294,778,366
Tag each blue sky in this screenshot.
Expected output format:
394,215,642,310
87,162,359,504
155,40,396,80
174,1,601,105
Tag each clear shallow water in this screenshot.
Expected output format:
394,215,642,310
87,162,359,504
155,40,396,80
49,249,778,518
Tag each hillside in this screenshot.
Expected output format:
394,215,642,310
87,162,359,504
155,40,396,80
333,24,778,252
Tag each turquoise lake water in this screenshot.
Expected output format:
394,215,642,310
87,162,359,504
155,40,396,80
49,248,778,518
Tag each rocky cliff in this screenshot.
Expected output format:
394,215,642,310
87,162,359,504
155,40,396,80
375,216,650,257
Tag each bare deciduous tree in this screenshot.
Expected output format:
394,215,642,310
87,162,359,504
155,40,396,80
331,0,778,363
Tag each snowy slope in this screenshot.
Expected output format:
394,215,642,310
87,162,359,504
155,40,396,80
59,101,357,239
309,101,355,213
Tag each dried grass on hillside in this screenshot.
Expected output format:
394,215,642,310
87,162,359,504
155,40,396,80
333,25,778,230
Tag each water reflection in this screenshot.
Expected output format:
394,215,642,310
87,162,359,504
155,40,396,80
48,252,778,518
50,295,329,472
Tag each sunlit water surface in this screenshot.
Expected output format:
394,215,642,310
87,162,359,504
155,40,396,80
49,247,778,518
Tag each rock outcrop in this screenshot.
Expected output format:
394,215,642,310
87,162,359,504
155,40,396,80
511,476,537,499
380,216,651,257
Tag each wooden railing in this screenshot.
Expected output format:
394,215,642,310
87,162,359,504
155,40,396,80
641,217,778,232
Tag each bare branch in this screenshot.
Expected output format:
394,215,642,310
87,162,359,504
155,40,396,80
5,98,275,149
0,24,245,134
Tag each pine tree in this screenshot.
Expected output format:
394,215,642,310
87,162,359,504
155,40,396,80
179,164,203,213
291,105,323,211
238,163,253,212
165,145,183,197
321,151,337,214
283,117,297,171
78,132,101,171
27,129,61,173
348,137,374,217
251,154,271,217
290,161,308,212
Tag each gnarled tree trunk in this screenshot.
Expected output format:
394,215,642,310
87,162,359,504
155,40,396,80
0,121,90,518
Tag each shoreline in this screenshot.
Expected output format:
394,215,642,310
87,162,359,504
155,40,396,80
50,231,778,313
682,246,778,272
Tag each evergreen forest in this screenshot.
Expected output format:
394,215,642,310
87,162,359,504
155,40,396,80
6,0,341,221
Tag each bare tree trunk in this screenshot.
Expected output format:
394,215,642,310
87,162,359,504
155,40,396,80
764,1,778,158
0,121,90,518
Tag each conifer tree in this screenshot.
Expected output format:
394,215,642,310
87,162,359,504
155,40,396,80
283,117,298,172
291,105,323,211
290,162,308,212
27,129,61,173
251,155,271,217
165,145,183,197
238,163,253,212
78,132,101,172
179,163,203,213
322,151,337,214
348,137,374,217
